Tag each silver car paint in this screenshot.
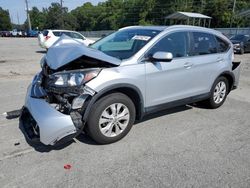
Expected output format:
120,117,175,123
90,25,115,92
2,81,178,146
88,25,236,107
46,35,121,70
24,85,77,145
24,25,241,145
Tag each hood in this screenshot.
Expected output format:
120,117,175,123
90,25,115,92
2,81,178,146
45,35,121,70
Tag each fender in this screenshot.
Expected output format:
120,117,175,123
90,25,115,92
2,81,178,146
82,83,145,124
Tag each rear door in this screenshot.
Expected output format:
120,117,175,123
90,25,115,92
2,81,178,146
186,32,226,94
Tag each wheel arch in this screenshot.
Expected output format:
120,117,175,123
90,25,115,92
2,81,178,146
218,71,235,93
82,84,145,123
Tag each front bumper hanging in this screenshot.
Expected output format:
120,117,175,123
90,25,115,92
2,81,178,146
20,84,79,145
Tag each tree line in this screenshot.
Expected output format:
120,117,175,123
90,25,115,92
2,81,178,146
1,0,250,31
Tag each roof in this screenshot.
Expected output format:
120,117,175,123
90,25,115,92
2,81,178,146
120,26,168,31
166,12,212,20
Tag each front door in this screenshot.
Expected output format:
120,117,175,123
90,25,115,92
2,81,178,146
145,31,196,107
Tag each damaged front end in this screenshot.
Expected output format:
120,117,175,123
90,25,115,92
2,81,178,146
20,66,97,146
20,36,119,146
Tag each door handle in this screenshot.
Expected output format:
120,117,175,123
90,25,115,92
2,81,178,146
184,62,193,69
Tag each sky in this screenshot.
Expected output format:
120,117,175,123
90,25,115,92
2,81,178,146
0,0,106,24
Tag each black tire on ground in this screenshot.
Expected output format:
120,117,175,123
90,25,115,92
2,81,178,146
240,47,244,55
203,76,229,109
86,92,136,144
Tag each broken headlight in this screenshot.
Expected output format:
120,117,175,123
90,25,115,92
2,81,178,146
49,69,100,87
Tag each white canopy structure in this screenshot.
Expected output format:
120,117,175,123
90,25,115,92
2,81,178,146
165,11,212,27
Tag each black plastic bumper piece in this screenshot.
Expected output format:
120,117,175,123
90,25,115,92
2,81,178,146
19,107,41,144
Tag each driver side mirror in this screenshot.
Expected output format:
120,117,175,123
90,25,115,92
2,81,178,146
151,51,173,62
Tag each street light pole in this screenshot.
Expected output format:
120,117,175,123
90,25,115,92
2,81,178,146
230,0,236,28
60,0,64,29
25,0,32,30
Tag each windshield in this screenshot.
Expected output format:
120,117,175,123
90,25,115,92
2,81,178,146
230,35,246,41
91,28,161,60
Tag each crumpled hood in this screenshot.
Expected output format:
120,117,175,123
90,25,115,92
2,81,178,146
45,35,121,70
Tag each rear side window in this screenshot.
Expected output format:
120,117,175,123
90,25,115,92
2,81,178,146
53,31,63,37
43,30,49,36
216,37,229,53
191,32,217,55
147,32,189,58
62,32,71,37
70,32,84,40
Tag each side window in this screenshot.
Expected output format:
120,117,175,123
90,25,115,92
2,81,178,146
216,37,229,53
191,32,217,55
53,31,62,37
71,32,84,40
43,30,49,36
62,32,71,37
147,32,189,58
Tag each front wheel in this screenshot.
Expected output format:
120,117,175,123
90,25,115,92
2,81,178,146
86,93,136,144
204,77,229,109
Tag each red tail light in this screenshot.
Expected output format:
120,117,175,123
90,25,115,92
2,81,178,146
45,36,51,40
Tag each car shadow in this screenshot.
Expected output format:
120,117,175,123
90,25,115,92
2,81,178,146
135,105,192,124
17,104,202,152
18,121,76,152
36,50,46,54
76,105,193,145
189,102,211,109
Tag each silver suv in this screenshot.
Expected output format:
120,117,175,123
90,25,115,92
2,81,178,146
20,25,241,145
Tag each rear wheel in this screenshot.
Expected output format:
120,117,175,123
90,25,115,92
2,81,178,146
204,77,229,109
240,47,244,55
86,93,135,144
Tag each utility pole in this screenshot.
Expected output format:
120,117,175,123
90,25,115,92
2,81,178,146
17,12,20,26
25,0,32,30
230,0,236,28
60,0,64,29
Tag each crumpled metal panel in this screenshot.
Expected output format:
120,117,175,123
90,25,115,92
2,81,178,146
45,35,121,70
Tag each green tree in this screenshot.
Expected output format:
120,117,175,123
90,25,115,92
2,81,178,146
71,2,97,31
0,7,12,30
24,7,46,30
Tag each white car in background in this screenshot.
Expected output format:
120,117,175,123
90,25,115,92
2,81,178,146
38,30,94,49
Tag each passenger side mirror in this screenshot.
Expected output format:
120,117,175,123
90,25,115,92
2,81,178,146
151,52,173,62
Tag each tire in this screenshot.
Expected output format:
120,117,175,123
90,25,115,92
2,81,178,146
204,76,229,109
86,93,136,144
240,47,244,55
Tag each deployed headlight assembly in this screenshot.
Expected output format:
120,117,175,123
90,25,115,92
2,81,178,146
50,69,101,87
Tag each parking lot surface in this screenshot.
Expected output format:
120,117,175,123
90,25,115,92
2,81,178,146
0,38,250,188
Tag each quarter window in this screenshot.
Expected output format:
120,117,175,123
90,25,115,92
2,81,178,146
53,31,62,37
216,37,229,53
147,32,189,58
191,32,217,55
70,32,84,40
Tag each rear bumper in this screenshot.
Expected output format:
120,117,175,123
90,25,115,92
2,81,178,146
20,85,77,145
232,61,241,88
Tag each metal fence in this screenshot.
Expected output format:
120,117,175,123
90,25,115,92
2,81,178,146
80,30,114,38
79,27,250,38
215,28,250,36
